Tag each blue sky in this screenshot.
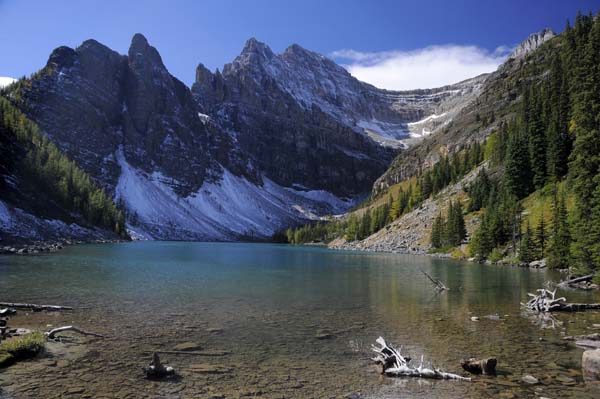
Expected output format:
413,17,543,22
1,0,599,89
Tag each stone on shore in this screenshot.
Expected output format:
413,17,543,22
582,349,600,381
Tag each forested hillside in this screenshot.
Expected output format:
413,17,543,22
0,96,128,240
285,11,600,281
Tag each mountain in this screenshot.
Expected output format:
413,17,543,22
371,28,560,195
508,28,556,59
2,35,481,242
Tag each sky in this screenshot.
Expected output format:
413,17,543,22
1,0,599,90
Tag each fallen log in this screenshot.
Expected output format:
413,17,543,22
45,326,104,339
372,337,470,381
563,333,600,349
0,302,72,312
558,274,594,287
522,288,600,312
420,269,448,291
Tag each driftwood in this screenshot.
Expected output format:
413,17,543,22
0,308,17,316
371,337,470,381
148,350,230,356
564,333,600,349
0,302,72,312
461,357,497,375
522,288,600,312
145,352,175,379
558,274,594,287
420,269,448,291
45,326,104,339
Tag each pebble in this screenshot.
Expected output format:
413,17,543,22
522,375,540,384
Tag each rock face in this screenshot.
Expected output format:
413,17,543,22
509,28,556,59
582,349,600,381
17,35,216,196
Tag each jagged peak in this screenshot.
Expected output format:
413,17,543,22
130,33,149,49
509,28,556,59
241,37,274,58
283,43,321,59
128,33,166,70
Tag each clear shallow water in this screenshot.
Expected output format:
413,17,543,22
1,242,599,398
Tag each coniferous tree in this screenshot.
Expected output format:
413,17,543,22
504,123,532,199
547,190,571,269
430,213,444,248
536,214,546,258
520,220,536,263
345,215,359,241
569,14,600,274
527,86,547,190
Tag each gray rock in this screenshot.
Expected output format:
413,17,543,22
521,375,539,384
582,349,600,381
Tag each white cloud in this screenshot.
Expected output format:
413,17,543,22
0,77,17,89
331,45,512,90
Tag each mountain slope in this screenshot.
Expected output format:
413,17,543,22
0,97,126,244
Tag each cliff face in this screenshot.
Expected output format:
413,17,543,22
509,28,556,59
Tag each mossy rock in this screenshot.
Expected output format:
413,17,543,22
0,350,15,368
0,332,45,360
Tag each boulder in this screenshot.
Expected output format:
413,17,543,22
582,349,600,381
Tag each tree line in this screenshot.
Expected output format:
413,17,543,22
285,140,485,245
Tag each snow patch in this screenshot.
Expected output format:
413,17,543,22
197,112,210,124
114,148,354,240
406,112,447,126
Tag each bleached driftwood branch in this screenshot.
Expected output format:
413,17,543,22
522,288,566,312
0,302,72,311
420,269,448,291
45,325,104,339
371,337,470,381
558,274,594,288
522,288,600,312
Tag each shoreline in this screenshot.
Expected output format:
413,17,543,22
0,238,125,256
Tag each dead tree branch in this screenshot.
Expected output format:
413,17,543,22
371,337,469,381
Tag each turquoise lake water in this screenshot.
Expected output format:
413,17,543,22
1,242,599,398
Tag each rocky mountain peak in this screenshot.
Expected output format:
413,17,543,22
128,33,165,69
509,28,556,59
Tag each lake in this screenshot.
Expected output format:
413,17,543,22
1,242,599,398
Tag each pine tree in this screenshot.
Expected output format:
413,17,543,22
519,220,536,263
389,194,400,221
345,215,359,241
504,122,532,199
536,214,546,258
527,85,547,190
430,212,444,249
547,190,571,269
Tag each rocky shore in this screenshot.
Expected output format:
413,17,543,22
0,238,123,256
